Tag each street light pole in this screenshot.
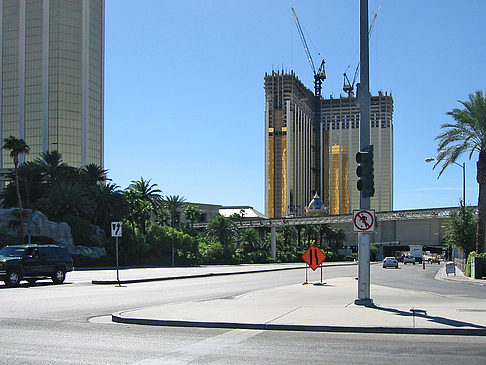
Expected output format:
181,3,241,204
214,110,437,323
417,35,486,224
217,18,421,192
425,158,466,205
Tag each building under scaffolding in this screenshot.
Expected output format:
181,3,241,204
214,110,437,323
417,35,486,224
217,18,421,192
264,71,393,218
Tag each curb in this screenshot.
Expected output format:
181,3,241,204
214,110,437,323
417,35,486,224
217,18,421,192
111,313,486,336
91,262,357,285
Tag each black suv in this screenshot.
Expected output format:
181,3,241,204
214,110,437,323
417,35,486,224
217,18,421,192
0,244,73,287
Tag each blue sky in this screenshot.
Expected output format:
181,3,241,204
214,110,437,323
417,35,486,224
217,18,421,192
104,0,486,213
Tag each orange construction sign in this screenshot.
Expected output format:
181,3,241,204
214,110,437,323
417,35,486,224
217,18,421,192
302,244,326,270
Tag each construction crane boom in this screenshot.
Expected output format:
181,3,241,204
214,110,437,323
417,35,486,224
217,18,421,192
291,7,326,97
343,5,382,97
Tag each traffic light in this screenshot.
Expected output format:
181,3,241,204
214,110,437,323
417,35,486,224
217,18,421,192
356,145,375,198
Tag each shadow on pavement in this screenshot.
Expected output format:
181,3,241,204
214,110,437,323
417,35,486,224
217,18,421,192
369,304,486,330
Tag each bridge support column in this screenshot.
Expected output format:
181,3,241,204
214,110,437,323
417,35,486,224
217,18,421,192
271,226,277,260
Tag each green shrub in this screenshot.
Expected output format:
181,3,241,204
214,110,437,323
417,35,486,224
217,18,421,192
61,215,94,245
199,241,235,264
465,251,486,277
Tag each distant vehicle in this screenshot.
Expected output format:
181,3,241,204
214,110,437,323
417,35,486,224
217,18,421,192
408,245,423,263
427,255,441,264
0,244,73,287
395,256,404,263
403,256,416,265
383,257,398,269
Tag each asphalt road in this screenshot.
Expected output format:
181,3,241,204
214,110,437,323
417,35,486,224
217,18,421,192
0,263,485,364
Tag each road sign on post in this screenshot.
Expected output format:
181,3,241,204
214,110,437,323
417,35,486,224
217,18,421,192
111,222,122,286
353,210,376,232
302,244,327,271
111,222,122,237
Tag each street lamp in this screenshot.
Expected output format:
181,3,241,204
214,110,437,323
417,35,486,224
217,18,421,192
425,158,466,206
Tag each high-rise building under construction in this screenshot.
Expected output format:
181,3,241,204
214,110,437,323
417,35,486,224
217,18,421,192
264,71,393,218
0,0,105,169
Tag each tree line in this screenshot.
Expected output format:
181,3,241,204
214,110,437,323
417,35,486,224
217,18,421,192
0,138,348,266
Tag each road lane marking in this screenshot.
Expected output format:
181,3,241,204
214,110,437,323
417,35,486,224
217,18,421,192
131,329,263,364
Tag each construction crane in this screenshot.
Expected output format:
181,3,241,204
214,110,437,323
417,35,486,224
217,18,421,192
291,7,326,97
343,6,381,97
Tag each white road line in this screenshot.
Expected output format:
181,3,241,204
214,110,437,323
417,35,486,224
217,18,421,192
132,329,263,364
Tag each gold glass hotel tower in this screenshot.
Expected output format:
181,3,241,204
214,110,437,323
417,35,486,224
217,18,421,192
265,71,393,218
0,0,104,168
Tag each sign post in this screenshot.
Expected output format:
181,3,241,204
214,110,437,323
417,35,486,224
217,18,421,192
302,244,327,285
111,222,122,286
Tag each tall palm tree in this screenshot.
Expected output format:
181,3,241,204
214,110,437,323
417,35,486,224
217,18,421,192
125,177,162,234
163,195,186,266
432,91,486,253
94,183,126,232
2,136,30,241
163,195,186,228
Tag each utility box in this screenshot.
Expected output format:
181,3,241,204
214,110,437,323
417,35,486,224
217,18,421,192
471,257,484,279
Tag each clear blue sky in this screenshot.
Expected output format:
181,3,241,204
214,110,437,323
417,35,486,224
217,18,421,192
104,0,486,213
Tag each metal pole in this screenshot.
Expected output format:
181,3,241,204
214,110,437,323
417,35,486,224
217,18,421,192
355,0,373,306
116,236,120,285
271,226,277,260
462,162,466,205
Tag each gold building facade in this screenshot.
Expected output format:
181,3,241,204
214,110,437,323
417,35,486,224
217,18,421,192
0,0,104,168
265,72,393,218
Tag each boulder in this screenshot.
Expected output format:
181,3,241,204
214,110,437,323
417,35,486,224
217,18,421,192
0,209,74,250
71,245,107,259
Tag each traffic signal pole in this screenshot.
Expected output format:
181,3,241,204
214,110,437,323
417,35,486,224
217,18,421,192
355,0,373,306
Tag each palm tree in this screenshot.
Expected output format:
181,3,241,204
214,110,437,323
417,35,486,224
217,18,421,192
2,136,30,241
332,227,347,252
163,195,186,266
38,181,94,219
319,224,334,248
184,204,202,229
207,214,238,248
34,150,67,185
164,195,186,228
81,163,108,186
432,91,486,253
94,183,126,232
125,178,162,234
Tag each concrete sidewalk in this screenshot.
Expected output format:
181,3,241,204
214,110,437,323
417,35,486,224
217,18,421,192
111,264,486,336
90,262,347,285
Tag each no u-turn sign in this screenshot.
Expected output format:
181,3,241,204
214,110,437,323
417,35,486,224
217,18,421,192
353,210,376,232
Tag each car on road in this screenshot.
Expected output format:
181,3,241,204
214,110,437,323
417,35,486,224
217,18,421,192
0,244,73,287
383,257,398,268
427,255,441,264
403,256,416,265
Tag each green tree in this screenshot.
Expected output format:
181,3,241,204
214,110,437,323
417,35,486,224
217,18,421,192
37,181,94,219
277,224,297,249
302,224,319,247
93,183,126,233
239,227,261,252
432,91,486,253
2,136,30,241
163,195,186,266
124,178,162,234
207,214,238,247
34,150,68,185
164,195,186,228
444,204,477,258
184,204,202,229
331,227,347,252
81,163,108,186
